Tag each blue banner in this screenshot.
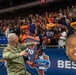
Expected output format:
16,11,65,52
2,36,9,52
0,48,76,75
26,48,76,75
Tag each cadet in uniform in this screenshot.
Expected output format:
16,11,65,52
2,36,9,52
3,33,37,75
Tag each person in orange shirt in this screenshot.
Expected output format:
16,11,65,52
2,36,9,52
20,20,28,31
20,25,28,31
20,28,28,44
2,25,7,35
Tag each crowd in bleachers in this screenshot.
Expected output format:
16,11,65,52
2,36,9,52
0,5,76,47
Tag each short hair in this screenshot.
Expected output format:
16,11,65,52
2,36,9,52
7,33,17,43
65,34,76,48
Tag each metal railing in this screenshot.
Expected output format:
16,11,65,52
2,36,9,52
0,44,65,49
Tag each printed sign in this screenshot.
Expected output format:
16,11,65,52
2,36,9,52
26,35,39,62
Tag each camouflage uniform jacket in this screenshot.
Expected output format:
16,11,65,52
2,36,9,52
3,43,34,75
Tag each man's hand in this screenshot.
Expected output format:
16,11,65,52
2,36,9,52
33,42,39,46
20,50,28,57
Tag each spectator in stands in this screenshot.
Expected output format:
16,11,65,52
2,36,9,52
3,33,38,75
65,34,76,62
5,25,10,37
65,19,73,36
43,23,58,45
2,24,7,35
58,27,67,48
70,22,76,34
20,28,28,44
9,25,14,33
13,25,20,36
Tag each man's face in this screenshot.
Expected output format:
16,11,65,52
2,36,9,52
14,35,19,45
66,36,76,62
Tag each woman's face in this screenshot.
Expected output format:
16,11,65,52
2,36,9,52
66,36,76,62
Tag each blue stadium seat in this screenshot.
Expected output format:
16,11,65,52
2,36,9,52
0,36,3,45
0,36,8,45
3,36,8,44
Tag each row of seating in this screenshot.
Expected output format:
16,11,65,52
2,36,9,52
0,36,8,45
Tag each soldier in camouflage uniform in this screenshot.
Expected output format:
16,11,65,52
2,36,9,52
3,33,37,75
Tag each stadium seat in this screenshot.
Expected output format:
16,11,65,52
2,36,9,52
0,36,8,45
